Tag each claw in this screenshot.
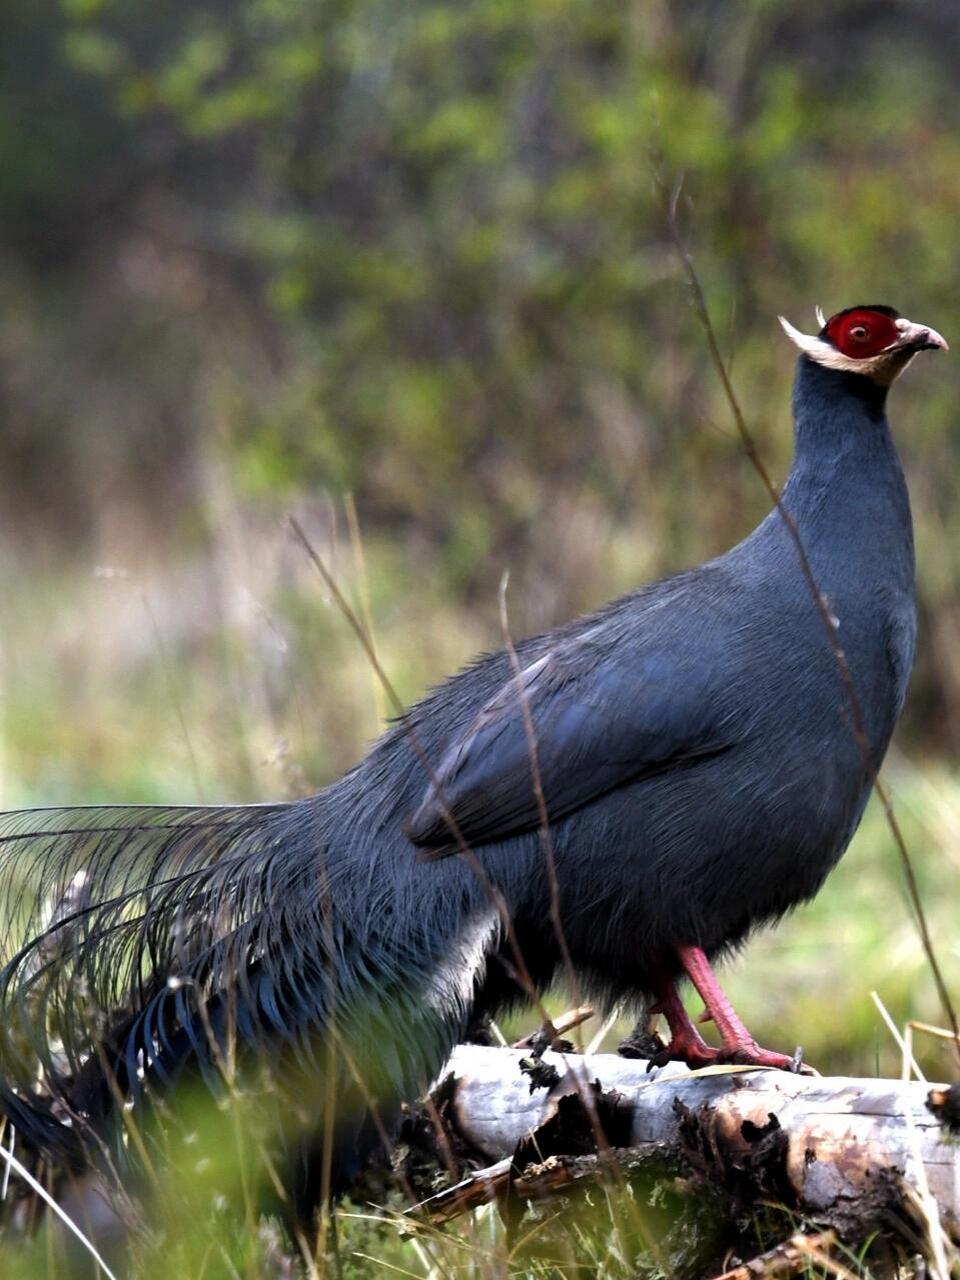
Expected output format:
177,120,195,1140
712,1039,815,1075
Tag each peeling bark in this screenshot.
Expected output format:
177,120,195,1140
417,1045,960,1241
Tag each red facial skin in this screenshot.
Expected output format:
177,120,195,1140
824,309,900,359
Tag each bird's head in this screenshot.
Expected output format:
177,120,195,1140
779,305,948,386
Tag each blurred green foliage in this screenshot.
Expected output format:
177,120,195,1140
2,0,960,745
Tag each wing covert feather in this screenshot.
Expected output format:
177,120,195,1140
407,642,732,848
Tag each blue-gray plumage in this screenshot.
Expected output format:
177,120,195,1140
0,304,945,1214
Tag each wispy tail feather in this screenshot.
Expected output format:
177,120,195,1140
0,803,303,1133
0,799,474,1209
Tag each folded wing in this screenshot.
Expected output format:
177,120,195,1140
407,639,734,851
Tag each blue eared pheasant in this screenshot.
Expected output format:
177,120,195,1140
0,304,946,1207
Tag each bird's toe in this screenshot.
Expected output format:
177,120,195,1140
718,1039,816,1074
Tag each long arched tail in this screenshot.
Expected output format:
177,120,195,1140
0,801,472,1209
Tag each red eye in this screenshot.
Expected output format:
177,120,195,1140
824,308,899,358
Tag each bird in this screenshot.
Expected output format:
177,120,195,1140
0,303,946,1217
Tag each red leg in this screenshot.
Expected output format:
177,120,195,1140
649,978,721,1069
677,944,812,1073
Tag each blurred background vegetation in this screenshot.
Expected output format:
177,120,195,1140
1,0,960,1135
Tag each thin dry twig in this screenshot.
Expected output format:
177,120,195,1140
406,1158,513,1227
871,990,926,1082
512,1005,595,1049
289,515,557,1041
494,574,653,1262
497,570,586,1032
142,593,204,801
910,1020,960,1044
344,491,388,728
706,1228,839,1280
710,1230,839,1280
668,181,960,1062
406,1147,664,1228
0,1144,119,1280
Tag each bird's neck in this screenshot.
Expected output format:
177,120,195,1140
779,356,914,582
784,357,905,503
789,356,891,465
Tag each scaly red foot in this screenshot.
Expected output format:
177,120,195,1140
646,980,723,1069
649,946,814,1075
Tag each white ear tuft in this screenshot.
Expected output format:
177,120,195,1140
815,305,826,328
778,314,817,353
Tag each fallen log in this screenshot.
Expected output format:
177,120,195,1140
417,1045,960,1242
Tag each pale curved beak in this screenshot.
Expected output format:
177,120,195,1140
890,317,949,353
